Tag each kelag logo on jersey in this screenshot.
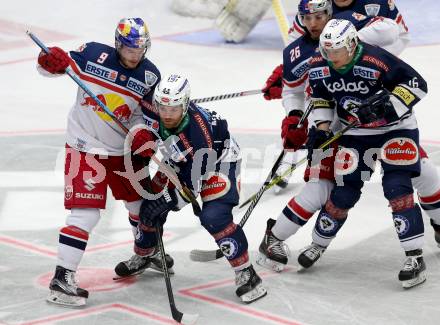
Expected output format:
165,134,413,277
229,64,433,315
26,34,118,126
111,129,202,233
127,77,148,96
85,62,118,82
353,66,381,80
291,59,310,79
324,78,369,94
309,66,331,80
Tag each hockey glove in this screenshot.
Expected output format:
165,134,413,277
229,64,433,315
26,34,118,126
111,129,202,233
131,128,156,158
281,110,308,151
37,47,70,74
306,126,334,165
262,64,283,100
140,188,178,227
355,89,392,125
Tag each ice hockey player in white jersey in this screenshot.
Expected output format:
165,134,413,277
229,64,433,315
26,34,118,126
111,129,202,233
35,18,168,307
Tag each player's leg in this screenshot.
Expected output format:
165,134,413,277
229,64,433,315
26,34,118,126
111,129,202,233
412,147,440,247
200,162,266,303
257,179,333,271
381,131,426,288
47,146,107,307
299,179,363,269
109,156,174,278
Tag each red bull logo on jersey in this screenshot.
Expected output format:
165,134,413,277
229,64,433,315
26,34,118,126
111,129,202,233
353,66,381,80
85,61,118,82
81,93,132,122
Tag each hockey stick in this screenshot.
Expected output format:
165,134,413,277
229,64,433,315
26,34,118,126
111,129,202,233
27,31,201,216
155,224,199,324
191,89,261,104
190,120,358,262
238,105,312,209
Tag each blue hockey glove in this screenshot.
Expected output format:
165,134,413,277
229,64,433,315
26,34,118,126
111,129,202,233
355,89,392,125
306,126,334,165
140,188,178,227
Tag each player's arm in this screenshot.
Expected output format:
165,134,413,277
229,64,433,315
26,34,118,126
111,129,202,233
287,14,306,43
281,41,309,115
382,58,428,119
358,16,406,56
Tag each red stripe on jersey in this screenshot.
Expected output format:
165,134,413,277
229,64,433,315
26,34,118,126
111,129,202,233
129,213,139,222
69,61,141,102
395,14,402,24
294,22,305,35
287,198,313,220
419,189,440,204
419,146,428,159
283,73,308,88
212,223,237,241
61,225,89,241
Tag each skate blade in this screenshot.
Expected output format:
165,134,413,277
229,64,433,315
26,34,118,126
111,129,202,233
240,284,267,304
256,253,285,272
150,264,175,275
401,271,427,289
113,269,147,281
47,290,86,307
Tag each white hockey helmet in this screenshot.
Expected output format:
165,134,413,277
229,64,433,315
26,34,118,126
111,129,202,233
154,74,191,116
298,0,333,18
319,19,359,59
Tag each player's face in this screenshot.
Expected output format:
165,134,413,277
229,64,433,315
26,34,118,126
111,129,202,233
323,47,352,68
118,46,145,69
333,0,354,7
302,12,330,39
158,104,184,129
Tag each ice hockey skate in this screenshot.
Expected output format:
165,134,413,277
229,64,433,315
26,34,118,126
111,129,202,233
430,220,440,248
297,242,326,270
47,266,89,307
235,265,267,303
114,249,174,280
398,249,427,289
257,218,289,272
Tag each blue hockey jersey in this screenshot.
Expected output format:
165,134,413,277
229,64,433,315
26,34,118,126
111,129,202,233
308,42,427,135
142,102,240,193
282,10,387,114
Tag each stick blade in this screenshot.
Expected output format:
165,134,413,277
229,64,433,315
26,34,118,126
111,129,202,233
189,249,223,262
181,313,199,325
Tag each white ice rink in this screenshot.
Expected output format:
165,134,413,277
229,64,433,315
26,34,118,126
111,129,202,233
1,1,440,324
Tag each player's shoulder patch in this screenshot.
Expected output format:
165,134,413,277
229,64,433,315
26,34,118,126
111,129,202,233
364,3,381,16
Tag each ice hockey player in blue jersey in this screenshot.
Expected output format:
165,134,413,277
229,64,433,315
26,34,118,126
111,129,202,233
115,73,267,303
263,0,404,192
36,17,169,307
289,0,409,45
307,18,427,288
